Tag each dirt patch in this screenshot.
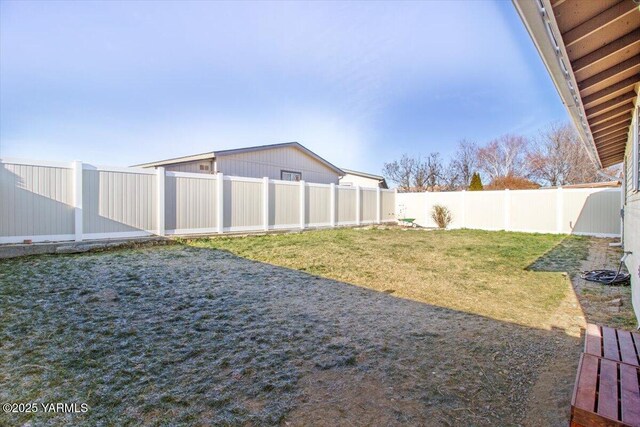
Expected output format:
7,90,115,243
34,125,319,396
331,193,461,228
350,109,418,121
571,238,635,330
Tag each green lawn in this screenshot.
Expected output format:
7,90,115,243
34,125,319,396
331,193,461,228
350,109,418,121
189,228,585,329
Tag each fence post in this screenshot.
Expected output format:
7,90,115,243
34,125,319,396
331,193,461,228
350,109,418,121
394,188,398,221
556,186,563,233
504,189,510,231
263,177,269,231
72,160,83,242
217,172,224,234
423,190,428,226
376,186,381,224
460,190,466,229
355,185,361,226
156,167,165,236
330,183,336,227
299,180,306,229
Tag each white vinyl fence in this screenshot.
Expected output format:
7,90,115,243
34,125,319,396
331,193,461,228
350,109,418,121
0,158,396,244
397,188,622,237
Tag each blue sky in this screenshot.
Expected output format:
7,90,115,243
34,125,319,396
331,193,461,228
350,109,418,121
0,0,569,174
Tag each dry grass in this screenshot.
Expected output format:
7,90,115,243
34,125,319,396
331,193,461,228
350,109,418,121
2,228,614,426
188,228,577,329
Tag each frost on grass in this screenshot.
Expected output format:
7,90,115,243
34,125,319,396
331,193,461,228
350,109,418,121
2,248,307,425
1,243,583,426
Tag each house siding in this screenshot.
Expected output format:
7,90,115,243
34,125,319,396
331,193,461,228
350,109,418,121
215,146,339,184
164,159,213,174
624,102,640,324
339,173,383,188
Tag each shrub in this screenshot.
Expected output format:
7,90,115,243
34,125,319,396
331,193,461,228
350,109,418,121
469,172,483,191
487,175,540,190
431,204,452,229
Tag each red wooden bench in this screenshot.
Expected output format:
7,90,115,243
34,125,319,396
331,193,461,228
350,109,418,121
584,323,640,367
570,324,640,427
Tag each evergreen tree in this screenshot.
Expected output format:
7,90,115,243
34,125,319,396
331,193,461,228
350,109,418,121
469,172,483,191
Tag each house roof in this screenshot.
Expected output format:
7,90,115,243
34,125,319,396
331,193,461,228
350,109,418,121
544,180,621,189
513,0,639,168
132,142,345,175
132,151,216,168
341,168,385,181
559,180,621,189
340,168,389,188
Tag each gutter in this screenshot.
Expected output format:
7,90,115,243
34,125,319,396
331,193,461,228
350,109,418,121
512,0,603,168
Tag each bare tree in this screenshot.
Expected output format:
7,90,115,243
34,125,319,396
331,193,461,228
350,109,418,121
413,156,429,192
450,140,478,189
440,159,461,191
425,152,443,191
477,134,530,180
383,153,444,191
527,123,601,186
382,154,416,192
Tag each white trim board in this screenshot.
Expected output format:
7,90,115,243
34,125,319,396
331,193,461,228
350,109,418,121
0,234,76,244
82,231,154,240
83,164,156,175
0,158,72,169
167,171,218,180
166,227,219,236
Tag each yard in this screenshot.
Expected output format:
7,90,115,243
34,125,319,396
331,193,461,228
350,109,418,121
0,228,634,426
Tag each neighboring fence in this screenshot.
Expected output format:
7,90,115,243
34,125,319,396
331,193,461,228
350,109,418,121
0,158,396,244
397,187,622,237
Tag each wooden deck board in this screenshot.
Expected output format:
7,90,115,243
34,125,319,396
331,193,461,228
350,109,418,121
597,358,619,420
620,363,640,425
574,354,599,412
603,326,620,361
586,323,603,356
572,326,640,427
619,330,639,366
585,323,639,367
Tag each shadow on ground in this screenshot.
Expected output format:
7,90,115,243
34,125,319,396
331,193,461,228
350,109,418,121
0,245,583,426
526,235,590,274
529,235,636,331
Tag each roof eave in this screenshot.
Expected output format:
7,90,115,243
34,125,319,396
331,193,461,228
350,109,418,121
512,0,603,169
341,168,385,181
131,152,215,168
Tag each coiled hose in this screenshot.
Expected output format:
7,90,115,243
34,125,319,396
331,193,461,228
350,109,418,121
580,252,631,286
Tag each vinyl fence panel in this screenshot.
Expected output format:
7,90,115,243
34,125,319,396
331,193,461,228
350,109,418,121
165,173,218,234
0,157,619,243
336,187,357,225
0,160,74,242
396,187,621,237
563,189,621,236
464,191,505,230
82,166,157,238
509,189,557,233
224,178,263,231
381,190,396,221
270,181,300,229
360,188,377,223
306,184,331,227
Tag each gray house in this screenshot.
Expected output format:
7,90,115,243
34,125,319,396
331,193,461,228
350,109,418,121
339,169,389,189
133,142,344,184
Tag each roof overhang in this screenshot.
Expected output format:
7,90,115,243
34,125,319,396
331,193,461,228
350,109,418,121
513,0,639,168
341,168,385,181
341,168,389,188
132,152,215,168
